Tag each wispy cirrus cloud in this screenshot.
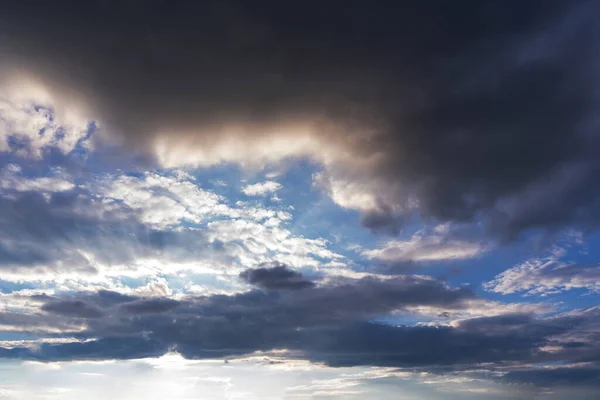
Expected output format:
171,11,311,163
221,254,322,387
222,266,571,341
362,227,487,263
484,249,600,296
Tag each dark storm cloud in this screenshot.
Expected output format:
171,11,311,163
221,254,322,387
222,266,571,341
305,310,600,368
40,294,181,319
2,276,476,351
359,207,402,236
501,365,600,388
302,322,546,368
0,337,169,361
42,300,104,319
2,287,599,382
0,311,80,335
240,263,315,290
0,0,598,237
119,298,181,315
0,280,594,368
116,275,474,335
2,281,600,394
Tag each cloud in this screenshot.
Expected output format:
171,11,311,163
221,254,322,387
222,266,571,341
242,181,282,196
0,87,92,158
0,189,138,273
41,300,104,319
119,298,181,315
0,164,75,192
0,277,598,398
240,263,315,291
484,251,600,296
406,299,552,323
0,166,339,287
313,172,385,212
0,275,477,355
0,297,592,371
362,228,486,263
0,1,598,237
359,206,403,236
501,366,600,388
0,3,599,397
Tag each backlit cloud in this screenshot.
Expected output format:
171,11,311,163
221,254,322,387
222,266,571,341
0,2,598,398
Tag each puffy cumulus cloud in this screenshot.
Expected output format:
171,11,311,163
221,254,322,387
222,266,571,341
484,250,600,296
241,181,282,196
0,80,93,158
0,1,599,238
362,226,487,264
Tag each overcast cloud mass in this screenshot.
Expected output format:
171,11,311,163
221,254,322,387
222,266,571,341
0,1,599,399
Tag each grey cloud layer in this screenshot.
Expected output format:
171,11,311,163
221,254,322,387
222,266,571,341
1,277,600,391
0,1,598,237
0,275,475,359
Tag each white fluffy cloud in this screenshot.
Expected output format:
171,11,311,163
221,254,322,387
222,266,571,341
0,85,92,158
241,181,282,196
97,172,225,229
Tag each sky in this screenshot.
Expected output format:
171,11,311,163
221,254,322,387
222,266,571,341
0,0,599,398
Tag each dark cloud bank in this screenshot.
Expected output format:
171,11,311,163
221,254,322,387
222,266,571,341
0,0,599,238
1,267,600,390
